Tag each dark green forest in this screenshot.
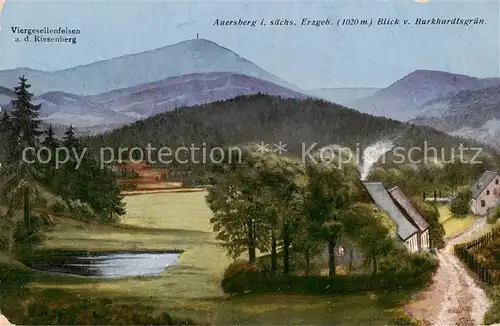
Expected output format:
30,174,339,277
83,93,499,167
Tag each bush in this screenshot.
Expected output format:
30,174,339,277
487,206,500,224
484,285,500,324
378,251,438,281
49,198,69,214
119,183,137,191
24,289,196,325
0,214,15,251
221,259,258,295
450,186,471,217
228,272,430,295
68,199,96,220
390,311,419,326
221,258,435,296
13,215,46,249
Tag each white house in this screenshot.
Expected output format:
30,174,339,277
363,182,421,252
389,186,430,250
470,171,500,216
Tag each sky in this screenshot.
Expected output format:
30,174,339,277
0,0,498,89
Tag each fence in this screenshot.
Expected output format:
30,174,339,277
223,272,433,295
454,226,500,284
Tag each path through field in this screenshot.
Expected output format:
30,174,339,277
0,313,13,325
405,216,491,326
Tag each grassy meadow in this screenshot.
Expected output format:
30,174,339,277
437,205,477,238
1,191,419,325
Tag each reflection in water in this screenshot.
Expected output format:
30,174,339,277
28,252,180,278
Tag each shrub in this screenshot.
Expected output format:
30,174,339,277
13,215,46,249
68,199,96,220
49,198,69,214
221,253,438,296
379,251,438,281
221,259,258,295
484,297,500,325
450,186,472,217
24,290,196,325
0,214,15,251
37,212,56,226
487,206,500,224
119,183,137,191
390,311,419,326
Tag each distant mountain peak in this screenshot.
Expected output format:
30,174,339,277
173,38,224,48
395,69,479,85
353,69,500,122
0,38,299,95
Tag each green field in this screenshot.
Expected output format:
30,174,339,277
1,191,418,325
438,205,477,238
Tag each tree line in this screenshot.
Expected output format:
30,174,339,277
205,145,441,277
79,93,500,188
0,76,124,251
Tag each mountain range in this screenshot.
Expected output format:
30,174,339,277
410,86,500,149
1,37,499,150
0,39,299,96
0,72,309,129
352,70,500,122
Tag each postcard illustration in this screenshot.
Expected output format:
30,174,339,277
0,0,499,325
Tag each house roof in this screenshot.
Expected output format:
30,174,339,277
471,171,498,199
363,182,418,241
388,186,429,232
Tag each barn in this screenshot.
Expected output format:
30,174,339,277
363,182,422,253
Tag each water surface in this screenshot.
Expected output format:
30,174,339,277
28,251,180,278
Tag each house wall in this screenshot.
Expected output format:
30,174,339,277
416,230,422,250
470,199,477,214
404,234,419,253
472,175,500,216
420,229,430,250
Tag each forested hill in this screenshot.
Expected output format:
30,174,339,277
84,94,497,162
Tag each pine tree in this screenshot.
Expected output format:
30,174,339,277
0,110,11,131
6,76,42,164
43,125,59,150
57,125,80,200
1,76,44,234
62,125,79,150
0,110,12,162
41,125,60,190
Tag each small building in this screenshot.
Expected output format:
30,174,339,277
111,160,171,190
363,182,420,253
389,186,430,251
424,197,455,204
470,170,500,216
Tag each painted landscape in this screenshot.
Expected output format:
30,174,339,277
1,1,500,325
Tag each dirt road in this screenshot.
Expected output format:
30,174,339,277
0,313,13,325
405,217,491,326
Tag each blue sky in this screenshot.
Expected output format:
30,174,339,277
0,0,498,89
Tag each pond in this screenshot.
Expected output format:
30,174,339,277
26,251,181,278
